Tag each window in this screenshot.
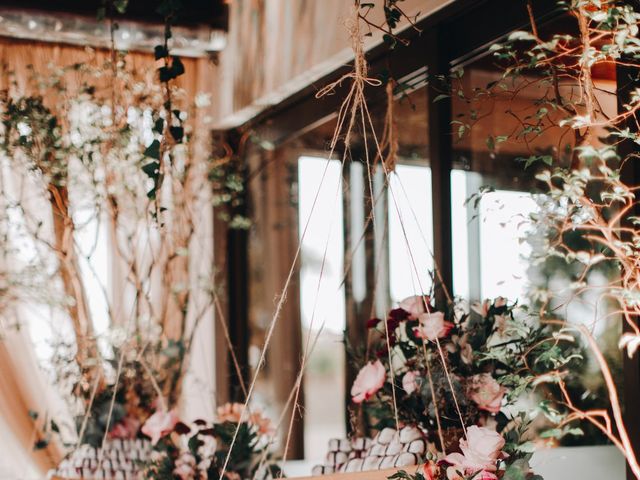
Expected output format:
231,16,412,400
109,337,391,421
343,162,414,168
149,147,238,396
451,170,537,303
388,164,434,304
297,156,346,460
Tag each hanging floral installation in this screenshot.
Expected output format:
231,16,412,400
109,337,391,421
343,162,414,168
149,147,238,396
1,0,639,478
353,295,579,442
426,0,640,478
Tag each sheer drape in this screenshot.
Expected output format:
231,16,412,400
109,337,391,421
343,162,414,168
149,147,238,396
0,38,219,475
0,308,65,478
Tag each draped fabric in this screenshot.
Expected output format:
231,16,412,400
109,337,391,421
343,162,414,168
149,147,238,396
0,37,218,475
0,311,66,477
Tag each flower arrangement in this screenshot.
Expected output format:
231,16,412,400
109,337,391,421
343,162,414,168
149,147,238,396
350,293,582,477
143,403,280,480
390,425,543,480
356,297,517,434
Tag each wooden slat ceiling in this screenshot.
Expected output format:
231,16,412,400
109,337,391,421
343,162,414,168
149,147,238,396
0,0,228,29
0,0,228,56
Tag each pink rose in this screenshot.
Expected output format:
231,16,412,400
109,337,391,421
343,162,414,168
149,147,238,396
402,370,420,395
141,409,179,445
422,461,440,480
444,426,505,474
469,374,505,414
109,416,141,439
399,295,430,319
475,471,499,480
414,312,454,341
351,360,386,403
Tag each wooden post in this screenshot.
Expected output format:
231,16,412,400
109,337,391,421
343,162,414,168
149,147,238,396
427,26,454,307
343,158,379,435
248,145,305,459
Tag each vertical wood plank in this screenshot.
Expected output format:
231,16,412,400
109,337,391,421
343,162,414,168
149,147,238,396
427,26,454,307
247,145,305,459
343,158,378,434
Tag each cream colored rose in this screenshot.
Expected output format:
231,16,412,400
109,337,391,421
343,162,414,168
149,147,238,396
399,295,429,319
402,370,419,395
414,312,453,341
444,426,505,473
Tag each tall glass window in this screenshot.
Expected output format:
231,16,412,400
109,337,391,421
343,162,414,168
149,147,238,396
297,156,346,460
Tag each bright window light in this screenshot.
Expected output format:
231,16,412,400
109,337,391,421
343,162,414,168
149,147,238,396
388,164,434,304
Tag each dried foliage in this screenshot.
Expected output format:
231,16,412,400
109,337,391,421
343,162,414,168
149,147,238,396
0,42,214,447
449,0,640,476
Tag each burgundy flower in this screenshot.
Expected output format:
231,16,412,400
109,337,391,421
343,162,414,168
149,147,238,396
389,308,410,323
366,318,382,329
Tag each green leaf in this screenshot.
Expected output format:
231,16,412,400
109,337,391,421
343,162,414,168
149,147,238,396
142,161,160,178
50,419,60,433
154,45,169,60
171,57,185,77
158,66,172,83
503,459,531,480
432,94,450,103
486,135,495,151
114,0,129,14
144,140,161,160
508,31,537,42
169,126,184,143
153,118,165,134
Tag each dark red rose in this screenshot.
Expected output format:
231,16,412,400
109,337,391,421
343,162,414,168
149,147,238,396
366,317,382,329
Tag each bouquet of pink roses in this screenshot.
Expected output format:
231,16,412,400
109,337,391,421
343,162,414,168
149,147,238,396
351,294,580,454
143,403,280,480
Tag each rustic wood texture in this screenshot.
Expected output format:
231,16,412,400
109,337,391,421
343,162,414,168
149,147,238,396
246,143,304,458
216,0,454,127
297,465,420,480
52,465,419,480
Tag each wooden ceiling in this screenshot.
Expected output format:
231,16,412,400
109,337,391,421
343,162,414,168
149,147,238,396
0,0,228,29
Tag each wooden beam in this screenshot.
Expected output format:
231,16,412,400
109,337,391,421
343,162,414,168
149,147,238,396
233,0,560,148
247,145,305,459
293,465,419,480
427,26,453,306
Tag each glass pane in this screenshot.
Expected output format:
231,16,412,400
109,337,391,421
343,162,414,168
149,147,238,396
388,164,434,304
451,42,620,447
452,170,537,303
297,156,346,460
